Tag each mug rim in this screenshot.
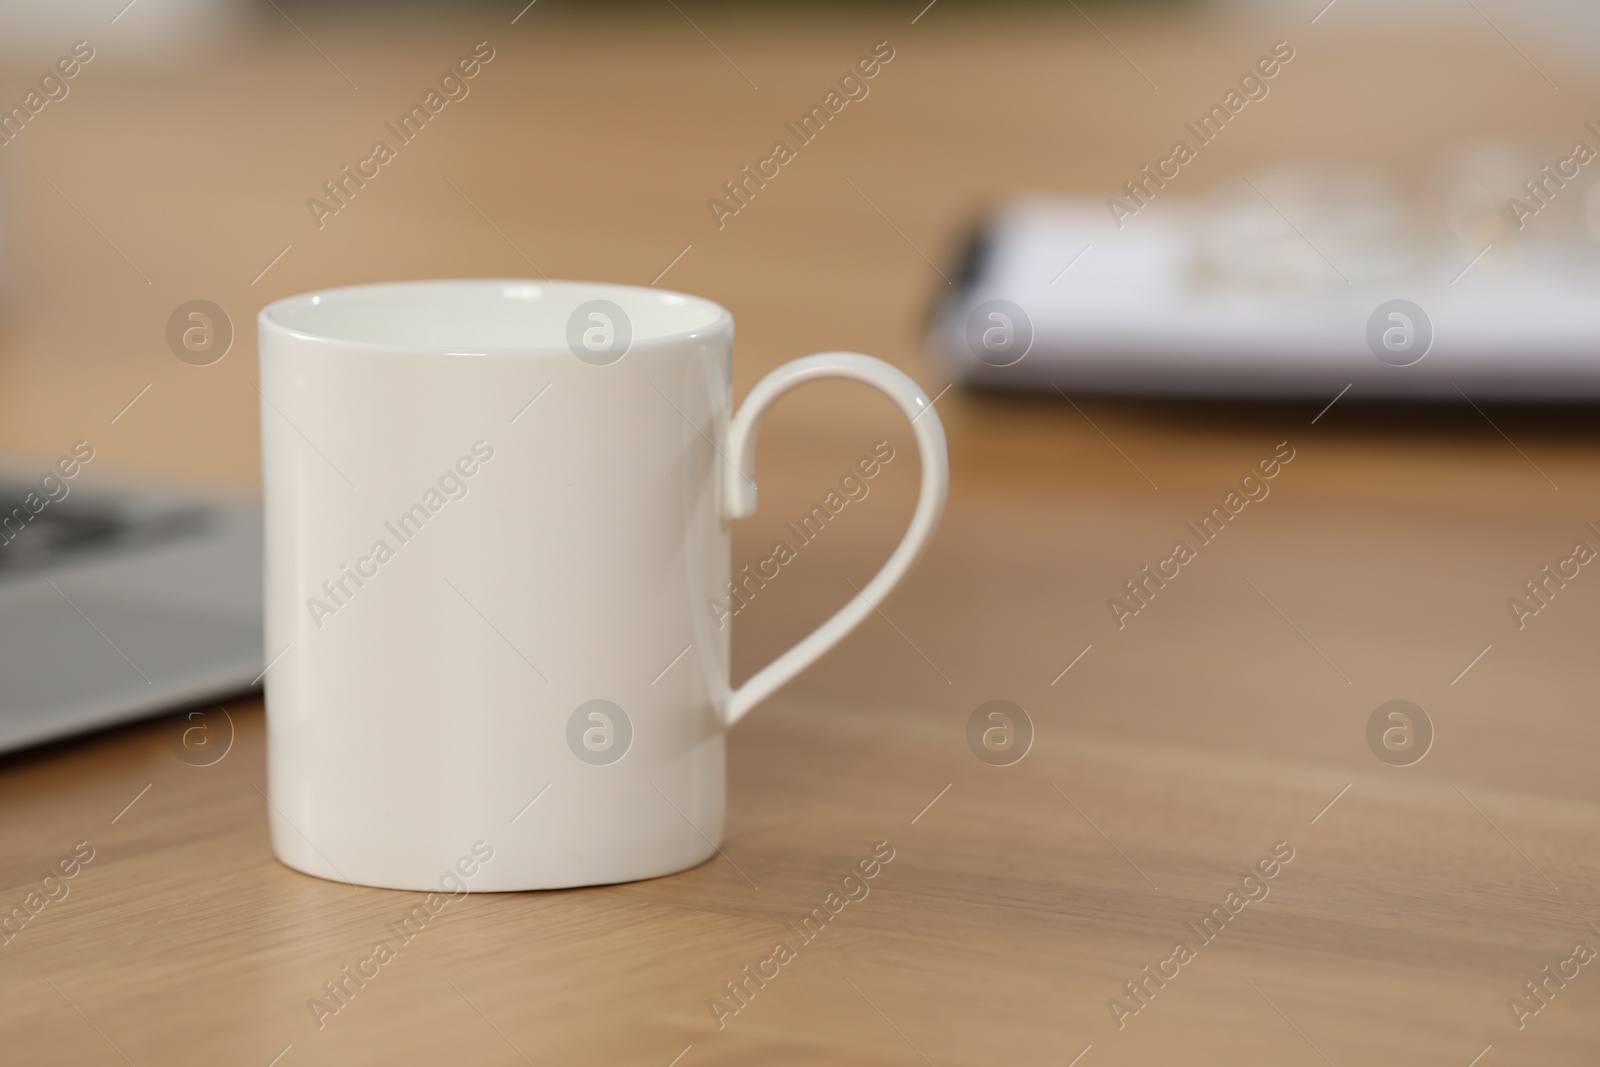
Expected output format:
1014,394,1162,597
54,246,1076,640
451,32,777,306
258,278,733,354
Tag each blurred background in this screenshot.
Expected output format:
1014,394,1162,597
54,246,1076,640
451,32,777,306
1,0,1596,763
4,0,1600,478
3,2,1599,1064
1,0,1598,765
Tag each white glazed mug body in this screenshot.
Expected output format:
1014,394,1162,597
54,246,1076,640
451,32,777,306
259,279,948,891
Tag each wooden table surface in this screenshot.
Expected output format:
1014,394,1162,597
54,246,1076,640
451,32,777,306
2,5,1598,1064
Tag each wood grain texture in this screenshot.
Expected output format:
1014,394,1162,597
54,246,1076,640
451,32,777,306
1,7,1598,1065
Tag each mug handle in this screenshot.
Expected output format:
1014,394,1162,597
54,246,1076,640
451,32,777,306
720,352,949,727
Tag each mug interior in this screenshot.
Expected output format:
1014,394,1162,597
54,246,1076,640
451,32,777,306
262,279,729,350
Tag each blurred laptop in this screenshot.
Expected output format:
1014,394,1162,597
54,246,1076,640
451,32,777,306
0,472,261,753
931,157,1600,399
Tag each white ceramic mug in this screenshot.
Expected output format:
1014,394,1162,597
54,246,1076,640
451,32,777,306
258,280,948,891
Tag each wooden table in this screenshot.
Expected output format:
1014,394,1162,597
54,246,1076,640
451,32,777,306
2,6,1597,1064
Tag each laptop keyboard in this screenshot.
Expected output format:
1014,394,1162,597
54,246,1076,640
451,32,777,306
0,481,209,575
